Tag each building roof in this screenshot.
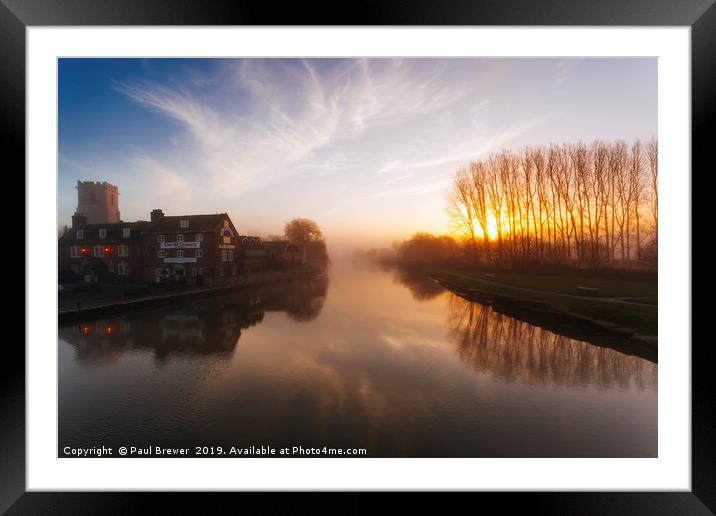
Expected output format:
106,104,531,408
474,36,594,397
58,221,151,244
59,212,238,244
145,214,229,234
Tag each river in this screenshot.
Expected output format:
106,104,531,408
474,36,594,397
58,260,657,457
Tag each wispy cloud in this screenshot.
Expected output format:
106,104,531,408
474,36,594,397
112,59,478,203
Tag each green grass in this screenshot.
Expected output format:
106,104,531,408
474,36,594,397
433,270,658,336
450,268,657,298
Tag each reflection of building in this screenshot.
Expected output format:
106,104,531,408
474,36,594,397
58,275,329,363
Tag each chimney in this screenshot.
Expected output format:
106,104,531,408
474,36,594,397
71,212,87,228
150,209,164,223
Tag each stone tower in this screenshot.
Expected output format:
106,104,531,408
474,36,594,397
75,181,120,224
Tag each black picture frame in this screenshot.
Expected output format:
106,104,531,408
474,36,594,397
2,1,708,513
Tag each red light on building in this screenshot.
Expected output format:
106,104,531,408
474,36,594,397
80,325,91,334
104,325,113,334
80,247,89,254
104,247,112,254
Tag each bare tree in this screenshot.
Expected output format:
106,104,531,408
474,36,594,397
445,138,657,269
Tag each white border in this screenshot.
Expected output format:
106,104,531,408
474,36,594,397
27,27,691,491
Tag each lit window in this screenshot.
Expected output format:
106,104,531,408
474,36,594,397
158,234,165,243
118,262,129,275
195,249,203,258
76,230,84,239
177,250,184,258
221,250,228,262
158,250,166,258
177,234,184,243
118,244,128,257
195,233,203,242
93,245,104,257
180,220,189,228
99,228,107,239
227,250,234,261
70,246,80,258
123,228,130,238
223,235,231,244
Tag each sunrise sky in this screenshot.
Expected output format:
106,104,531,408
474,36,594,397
58,58,657,252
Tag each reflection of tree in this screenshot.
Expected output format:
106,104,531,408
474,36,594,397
282,274,329,322
59,275,329,364
446,295,657,390
391,266,445,302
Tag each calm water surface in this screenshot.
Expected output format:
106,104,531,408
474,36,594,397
59,261,657,457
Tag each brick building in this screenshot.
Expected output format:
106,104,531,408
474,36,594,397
58,213,148,283
140,209,241,286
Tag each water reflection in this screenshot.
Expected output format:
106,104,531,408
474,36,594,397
59,276,329,364
446,295,658,390
390,266,444,302
58,263,656,457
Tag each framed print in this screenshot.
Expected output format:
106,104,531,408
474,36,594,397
2,0,710,513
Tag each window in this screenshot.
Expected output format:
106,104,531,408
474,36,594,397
117,262,129,275
221,249,228,262
70,246,80,258
93,245,104,257
108,261,114,273
191,267,198,278
123,227,130,238
195,249,203,258
195,233,203,242
180,220,189,228
177,234,184,243
70,263,79,274
177,250,184,258
158,250,166,258
198,267,204,276
118,244,128,257
76,230,84,239
227,250,234,261
223,235,231,244
99,228,107,239
157,234,165,243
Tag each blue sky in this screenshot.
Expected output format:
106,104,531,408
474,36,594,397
58,58,657,251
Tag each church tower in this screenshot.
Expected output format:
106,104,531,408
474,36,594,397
75,181,120,224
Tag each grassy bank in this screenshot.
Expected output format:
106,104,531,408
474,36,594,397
430,267,657,338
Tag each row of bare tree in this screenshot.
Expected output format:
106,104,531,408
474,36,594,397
447,139,658,267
